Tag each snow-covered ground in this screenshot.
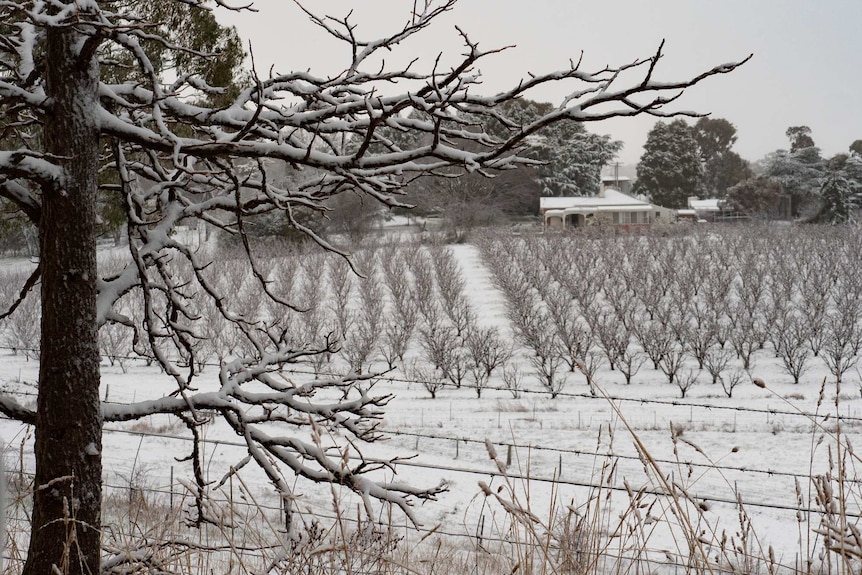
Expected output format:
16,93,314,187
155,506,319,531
0,232,859,570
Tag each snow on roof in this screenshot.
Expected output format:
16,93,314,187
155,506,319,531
540,189,653,211
688,198,724,212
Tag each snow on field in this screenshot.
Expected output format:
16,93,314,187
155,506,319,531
1,231,860,567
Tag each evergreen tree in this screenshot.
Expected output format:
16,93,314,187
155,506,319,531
480,99,622,196
693,117,737,160
692,117,752,197
726,177,784,219
529,117,622,196
786,125,816,152
842,153,862,200
634,119,703,208
762,147,826,217
816,174,854,223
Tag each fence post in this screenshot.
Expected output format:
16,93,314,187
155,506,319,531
455,439,460,459
283,496,293,535
170,466,174,510
506,444,513,468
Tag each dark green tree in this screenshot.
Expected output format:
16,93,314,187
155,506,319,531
692,117,737,160
692,117,752,197
786,125,816,152
634,119,703,208
726,176,785,219
850,139,862,156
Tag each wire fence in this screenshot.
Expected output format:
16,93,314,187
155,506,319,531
2,344,859,424
0,340,857,518
1,409,855,522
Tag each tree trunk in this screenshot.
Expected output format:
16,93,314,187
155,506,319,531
23,22,102,575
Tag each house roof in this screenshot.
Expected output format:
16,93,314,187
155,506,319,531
688,198,724,212
540,189,654,213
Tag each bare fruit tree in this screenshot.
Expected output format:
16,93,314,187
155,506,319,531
0,0,748,572
465,325,511,398
703,345,733,385
775,313,812,385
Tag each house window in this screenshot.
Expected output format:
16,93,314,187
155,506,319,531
612,212,620,224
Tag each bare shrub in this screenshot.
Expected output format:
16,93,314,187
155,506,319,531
409,361,446,400
430,246,475,336
408,248,439,324
591,310,629,371
821,313,860,384
2,286,40,360
328,256,354,340
635,320,673,370
575,350,604,396
676,368,699,398
464,325,512,396
379,318,413,370
703,345,733,385
658,346,687,385
775,313,811,384
728,314,763,370
683,321,716,370
719,369,746,398
617,348,646,385
419,324,467,387
501,362,524,399
99,321,133,373
529,331,567,399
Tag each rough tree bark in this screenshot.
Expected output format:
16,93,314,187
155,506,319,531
23,25,103,575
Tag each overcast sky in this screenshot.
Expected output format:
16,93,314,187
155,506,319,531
219,1,862,166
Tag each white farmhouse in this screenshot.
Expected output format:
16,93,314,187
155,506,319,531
540,189,673,229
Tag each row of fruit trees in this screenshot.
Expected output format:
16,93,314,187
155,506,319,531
1,226,861,399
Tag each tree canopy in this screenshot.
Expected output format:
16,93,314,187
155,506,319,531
634,119,703,208
479,99,622,196
692,117,752,197
729,126,862,222
786,125,816,152
760,146,826,217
